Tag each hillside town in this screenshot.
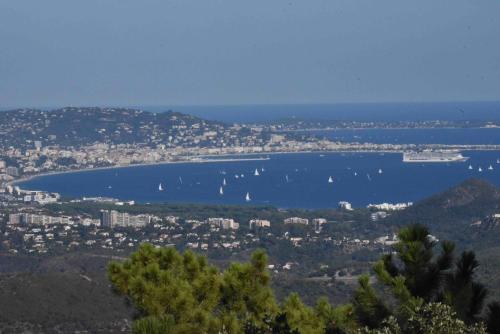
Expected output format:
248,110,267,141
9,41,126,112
1,203,403,273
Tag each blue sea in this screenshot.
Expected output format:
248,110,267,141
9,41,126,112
18,149,500,209
312,128,500,145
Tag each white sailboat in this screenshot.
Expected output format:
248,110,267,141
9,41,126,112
328,176,333,183
285,174,289,183
235,174,239,179
219,186,224,195
245,192,251,202
478,167,483,172
378,168,383,174
468,165,473,170
178,176,183,184
261,167,265,172
354,172,358,176
158,183,164,191
223,178,227,186
241,174,245,178
497,158,500,164
488,165,494,171
254,168,260,176
367,173,372,181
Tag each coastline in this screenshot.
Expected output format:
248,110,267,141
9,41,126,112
9,147,500,190
9,155,271,187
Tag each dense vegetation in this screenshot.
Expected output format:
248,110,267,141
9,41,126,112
108,224,500,334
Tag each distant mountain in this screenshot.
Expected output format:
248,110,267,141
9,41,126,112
0,107,226,148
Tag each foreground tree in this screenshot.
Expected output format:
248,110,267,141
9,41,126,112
359,303,486,334
108,244,351,333
353,224,495,332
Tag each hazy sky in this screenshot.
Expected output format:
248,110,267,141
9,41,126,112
1,0,499,107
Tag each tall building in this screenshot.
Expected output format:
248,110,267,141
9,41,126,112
5,166,19,177
100,210,113,228
8,213,21,225
100,210,150,228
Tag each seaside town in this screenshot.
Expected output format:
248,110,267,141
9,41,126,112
1,180,406,264
0,107,493,269
0,107,498,288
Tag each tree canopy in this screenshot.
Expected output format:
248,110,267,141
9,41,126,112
108,225,500,334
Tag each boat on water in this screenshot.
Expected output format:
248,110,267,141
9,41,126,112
223,178,227,186
468,165,473,170
261,167,265,172
254,168,260,176
403,151,469,163
235,174,239,179
497,158,500,164
488,165,494,171
178,177,183,184
245,192,251,202
478,167,483,172
354,172,358,176
367,174,371,181
158,183,164,191
285,175,289,183
378,169,383,174
328,176,333,183
219,186,224,195
241,174,245,178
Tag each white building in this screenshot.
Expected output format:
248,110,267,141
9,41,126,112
249,219,271,229
338,201,353,211
284,217,309,225
207,217,239,230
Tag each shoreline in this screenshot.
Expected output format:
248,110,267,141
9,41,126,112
9,155,271,187
9,147,500,189
276,126,500,132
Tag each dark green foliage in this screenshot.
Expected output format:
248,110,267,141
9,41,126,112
485,302,500,334
352,275,390,329
109,244,356,333
387,224,454,301
354,224,498,333
270,313,299,334
445,251,488,323
133,315,175,334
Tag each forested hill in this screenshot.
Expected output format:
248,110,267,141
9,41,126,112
387,178,500,242
0,107,226,148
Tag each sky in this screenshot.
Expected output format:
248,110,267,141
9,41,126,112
1,0,499,108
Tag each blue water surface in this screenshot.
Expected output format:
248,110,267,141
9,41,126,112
18,151,500,208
